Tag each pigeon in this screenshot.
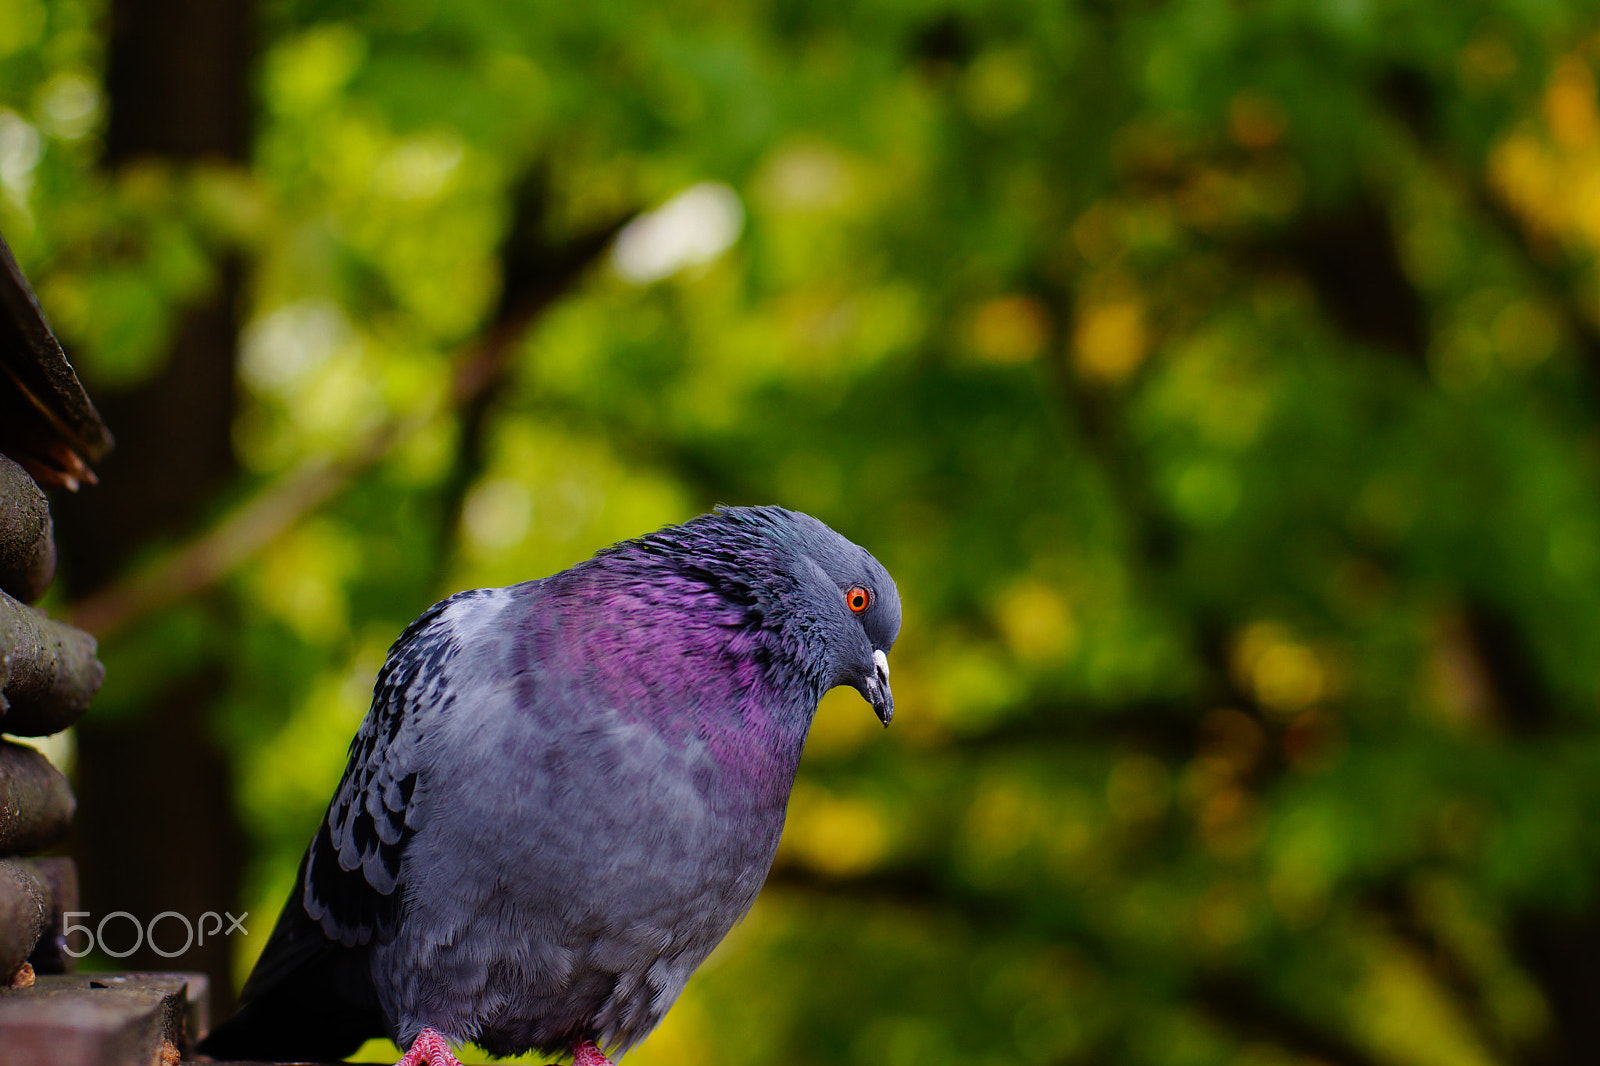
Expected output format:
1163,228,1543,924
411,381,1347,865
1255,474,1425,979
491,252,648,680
199,505,900,1066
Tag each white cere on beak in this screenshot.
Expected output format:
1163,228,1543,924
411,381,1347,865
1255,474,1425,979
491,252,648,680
874,649,889,679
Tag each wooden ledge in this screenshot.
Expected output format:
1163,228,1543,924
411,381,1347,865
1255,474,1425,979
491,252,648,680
0,971,207,1066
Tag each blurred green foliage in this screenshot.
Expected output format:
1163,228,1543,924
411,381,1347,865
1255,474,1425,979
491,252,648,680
12,0,1600,1063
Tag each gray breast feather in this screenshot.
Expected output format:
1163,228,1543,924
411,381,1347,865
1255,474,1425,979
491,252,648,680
368,673,780,1055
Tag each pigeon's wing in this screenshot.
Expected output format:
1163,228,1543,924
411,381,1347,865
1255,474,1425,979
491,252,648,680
209,588,516,1059
302,587,498,948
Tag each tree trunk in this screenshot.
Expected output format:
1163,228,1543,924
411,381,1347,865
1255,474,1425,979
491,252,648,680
52,0,252,1011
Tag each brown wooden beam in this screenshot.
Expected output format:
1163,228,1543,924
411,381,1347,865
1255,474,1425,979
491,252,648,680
0,972,207,1066
0,455,54,605
0,592,101,737
0,743,74,853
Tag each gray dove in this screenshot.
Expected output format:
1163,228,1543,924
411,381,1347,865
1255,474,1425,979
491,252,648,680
198,505,900,1066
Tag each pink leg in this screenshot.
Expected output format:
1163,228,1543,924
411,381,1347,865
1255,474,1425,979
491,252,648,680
573,1038,616,1066
395,1026,464,1066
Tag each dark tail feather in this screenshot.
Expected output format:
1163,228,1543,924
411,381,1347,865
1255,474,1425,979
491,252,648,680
198,955,385,1061
199,866,387,1061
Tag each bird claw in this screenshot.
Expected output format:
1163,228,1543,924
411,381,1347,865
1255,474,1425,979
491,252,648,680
573,1038,617,1066
396,1026,464,1066
391,1028,613,1066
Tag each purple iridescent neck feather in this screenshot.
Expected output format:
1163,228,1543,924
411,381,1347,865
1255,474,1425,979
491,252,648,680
532,510,847,789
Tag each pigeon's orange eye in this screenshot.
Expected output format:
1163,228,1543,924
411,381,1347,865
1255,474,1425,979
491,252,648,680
846,586,871,613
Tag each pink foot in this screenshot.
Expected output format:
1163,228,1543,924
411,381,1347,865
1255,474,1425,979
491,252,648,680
396,1026,464,1066
573,1038,616,1066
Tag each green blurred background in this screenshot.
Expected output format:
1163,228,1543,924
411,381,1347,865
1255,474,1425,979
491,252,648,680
8,0,1600,1063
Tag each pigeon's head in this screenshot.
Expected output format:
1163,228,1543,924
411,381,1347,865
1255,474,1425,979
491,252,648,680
620,505,901,725
755,508,901,726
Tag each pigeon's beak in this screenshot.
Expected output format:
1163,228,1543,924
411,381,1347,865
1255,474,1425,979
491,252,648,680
864,649,894,727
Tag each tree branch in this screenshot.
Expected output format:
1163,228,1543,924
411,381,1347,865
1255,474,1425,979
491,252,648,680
66,206,632,641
